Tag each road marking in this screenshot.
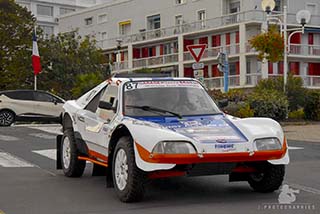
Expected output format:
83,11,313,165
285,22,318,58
289,183,320,195
0,134,19,141
288,146,304,150
29,133,56,140
28,126,62,135
33,149,56,160
0,152,34,167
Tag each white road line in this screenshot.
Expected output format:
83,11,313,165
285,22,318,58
33,149,56,160
288,146,304,150
29,133,56,140
0,152,34,167
0,134,19,142
289,183,320,195
28,126,62,135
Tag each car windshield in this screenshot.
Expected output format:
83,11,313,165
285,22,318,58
123,80,221,117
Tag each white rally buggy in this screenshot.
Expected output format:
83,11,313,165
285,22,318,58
56,75,289,202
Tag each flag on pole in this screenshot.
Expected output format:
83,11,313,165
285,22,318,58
32,29,41,75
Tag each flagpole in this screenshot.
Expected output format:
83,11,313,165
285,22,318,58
34,75,37,91
34,26,37,91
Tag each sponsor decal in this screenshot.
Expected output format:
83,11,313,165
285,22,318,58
215,144,234,149
124,81,201,91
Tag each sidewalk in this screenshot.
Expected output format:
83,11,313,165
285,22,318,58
282,123,320,142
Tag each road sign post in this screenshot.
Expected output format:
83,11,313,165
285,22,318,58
217,52,229,92
187,44,207,83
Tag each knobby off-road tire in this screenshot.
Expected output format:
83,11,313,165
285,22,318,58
60,129,86,177
248,163,285,193
112,136,146,202
0,110,15,126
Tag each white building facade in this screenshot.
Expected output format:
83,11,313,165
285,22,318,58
58,0,320,89
15,0,114,38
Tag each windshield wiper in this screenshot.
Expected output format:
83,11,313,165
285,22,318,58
126,105,182,119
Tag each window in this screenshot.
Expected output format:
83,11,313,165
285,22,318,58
59,8,75,15
198,10,206,27
175,0,186,5
85,17,93,26
175,15,183,26
97,86,118,121
33,92,54,102
147,14,160,30
37,5,53,16
4,91,34,101
274,0,282,11
85,88,106,113
98,14,108,23
229,1,240,13
229,62,237,75
101,32,107,40
119,20,131,35
39,25,54,39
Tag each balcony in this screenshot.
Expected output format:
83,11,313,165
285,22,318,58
289,44,320,57
111,61,128,72
184,44,240,61
133,53,179,69
299,75,320,88
204,75,240,90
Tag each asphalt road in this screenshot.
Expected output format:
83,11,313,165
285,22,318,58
0,125,319,214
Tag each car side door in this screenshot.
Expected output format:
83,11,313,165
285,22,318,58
81,84,119,156
32,91,62,117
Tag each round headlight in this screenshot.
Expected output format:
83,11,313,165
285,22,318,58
152,141,197,154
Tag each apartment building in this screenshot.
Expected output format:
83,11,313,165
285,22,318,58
58,0,320,89
15,0,114,38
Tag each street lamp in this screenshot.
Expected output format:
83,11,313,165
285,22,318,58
261,0,311,92
116,39,123,73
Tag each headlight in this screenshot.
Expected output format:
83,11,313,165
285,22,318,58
254,138,282,151
152,141,197,154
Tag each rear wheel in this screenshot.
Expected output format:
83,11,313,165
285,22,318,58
0,110,15,126
248,163,285,193
61,129,86,177
112,136,146,202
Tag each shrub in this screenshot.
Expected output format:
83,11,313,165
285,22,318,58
226,89,247,103
235,103,255,118
286,74,306,111
71,72,103,98
248,90,288,120
288,109,305,120
208,89,227,101
304,90,320,121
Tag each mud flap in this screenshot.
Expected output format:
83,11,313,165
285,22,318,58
56,135,63,169
92,163,107,176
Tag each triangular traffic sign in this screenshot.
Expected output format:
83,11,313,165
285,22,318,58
187,44,207,62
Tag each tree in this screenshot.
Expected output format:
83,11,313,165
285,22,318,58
0,0,36,90
38,31,108,99
250,25,284,63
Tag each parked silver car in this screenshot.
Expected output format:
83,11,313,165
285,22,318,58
0,90,64,126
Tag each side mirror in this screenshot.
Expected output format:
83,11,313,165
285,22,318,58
99,101,116,111
218,99,229,108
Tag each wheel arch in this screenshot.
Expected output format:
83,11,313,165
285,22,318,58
62,113,73,132
0,108,16,116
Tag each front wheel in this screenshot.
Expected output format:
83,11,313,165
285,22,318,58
0,110,15,126
112,136,146,202
60,129,86,177
248,163,285,193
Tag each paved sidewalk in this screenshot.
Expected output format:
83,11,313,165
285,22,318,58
283,123,320,142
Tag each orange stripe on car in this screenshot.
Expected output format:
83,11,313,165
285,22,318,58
78,156,108,167
135,138,287,165
88,150,108,162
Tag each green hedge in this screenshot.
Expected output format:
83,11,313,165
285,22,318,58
248,90,288,120
304,90,320,121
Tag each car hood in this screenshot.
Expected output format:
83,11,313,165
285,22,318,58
126,114,248,144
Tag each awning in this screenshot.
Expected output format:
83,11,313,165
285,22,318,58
119,20,131,26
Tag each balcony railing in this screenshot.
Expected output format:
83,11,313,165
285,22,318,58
111,61,128,71
289,44,320,57
299,75,320,88
204,75,240,90
246,73,262,86
184,44,239,61
133,53,178,69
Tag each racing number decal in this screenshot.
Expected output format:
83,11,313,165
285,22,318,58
125,83,138,91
